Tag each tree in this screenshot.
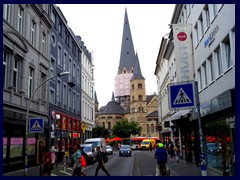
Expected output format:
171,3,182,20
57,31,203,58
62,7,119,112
112,119,142,138
92,126,110,138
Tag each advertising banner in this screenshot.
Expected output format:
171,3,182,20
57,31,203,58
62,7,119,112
173,24,194,82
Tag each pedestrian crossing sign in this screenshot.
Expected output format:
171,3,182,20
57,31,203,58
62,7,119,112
168,81,196,110
29,118,44,133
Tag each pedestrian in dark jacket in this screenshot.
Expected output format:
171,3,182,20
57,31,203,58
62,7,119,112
95,146,110,176
154,143,168,176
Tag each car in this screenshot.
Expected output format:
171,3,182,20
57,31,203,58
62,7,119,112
106,145,113,155
207,143,220,154
131,143,139,150
119,145,131,156
80,144,96,165
141,140,150,150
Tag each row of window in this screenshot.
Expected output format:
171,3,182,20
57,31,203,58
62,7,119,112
82,100,94,121
132,83,143,90
50,6,80,59
131,95,143,102
3,51,47,100
50,81,80,114
4,5,48,56
82,74,94,99
197,30,235,91
147,124,156,134
193,4,223,47
50,55,81,85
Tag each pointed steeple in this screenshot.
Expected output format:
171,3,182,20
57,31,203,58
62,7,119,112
111,92,115,102
131,53,145,80
95,91,99,104
118,8,136,74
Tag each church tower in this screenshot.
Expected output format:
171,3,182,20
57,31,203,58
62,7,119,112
129,53,146,125
114,8,136,109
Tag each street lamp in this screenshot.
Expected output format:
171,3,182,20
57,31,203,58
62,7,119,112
24,71,69,176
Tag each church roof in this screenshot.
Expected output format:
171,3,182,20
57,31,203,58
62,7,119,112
146,95,155,104
98,94,125,115
131,52,145,80
118,8,136,74
146,110,158,118
95,91,99,104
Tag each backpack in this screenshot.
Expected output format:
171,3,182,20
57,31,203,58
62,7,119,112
101,152,108,163
81,155,87,167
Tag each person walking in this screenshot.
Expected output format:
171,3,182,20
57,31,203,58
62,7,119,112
174,144,181,163
167,141,175,161
95,146,110,176
154,143,168,176
50,146,57,167
72,144,82,176
41,147,53,176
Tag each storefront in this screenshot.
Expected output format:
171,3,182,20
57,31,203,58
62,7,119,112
50,110,82,162
3,109,48,173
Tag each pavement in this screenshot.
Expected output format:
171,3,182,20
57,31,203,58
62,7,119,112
4,157,222,176
166,159,222,176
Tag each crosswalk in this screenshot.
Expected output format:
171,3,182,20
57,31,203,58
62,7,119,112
51,166,91,176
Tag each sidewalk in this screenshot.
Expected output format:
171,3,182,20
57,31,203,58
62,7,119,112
167,159,222,176
3,162,65,176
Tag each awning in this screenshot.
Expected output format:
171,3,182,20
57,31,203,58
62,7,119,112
161,128,171,134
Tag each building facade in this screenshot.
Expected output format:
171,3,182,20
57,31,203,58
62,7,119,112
155,4,235,175
77,37,95,142
48,4,83,157
3,4,52,173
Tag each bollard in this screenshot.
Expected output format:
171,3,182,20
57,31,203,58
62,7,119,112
63,156,66,172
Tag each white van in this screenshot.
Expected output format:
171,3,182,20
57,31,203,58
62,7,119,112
85,138,106,152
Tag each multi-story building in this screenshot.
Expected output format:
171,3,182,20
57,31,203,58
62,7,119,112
3,4,52,173
48,5,83,156
155,4,235,175
77,37,95,142
154,37,172,144
96,9,158,138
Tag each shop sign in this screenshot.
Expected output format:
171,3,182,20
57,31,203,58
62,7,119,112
204,26,219,48
210,90,232,113
73,133,78,138
3,137,7,145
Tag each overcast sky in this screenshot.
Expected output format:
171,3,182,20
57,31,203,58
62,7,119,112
57,4,176,107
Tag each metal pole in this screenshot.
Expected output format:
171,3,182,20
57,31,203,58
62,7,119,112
24,72,69,176
195,81,207,176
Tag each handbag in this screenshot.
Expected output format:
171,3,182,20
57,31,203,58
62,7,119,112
81,155,87,168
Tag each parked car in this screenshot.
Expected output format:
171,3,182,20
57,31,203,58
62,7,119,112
119,145,131,156
131,143,139,150
80,144,96,165
106,145,113,155
207,143,220,154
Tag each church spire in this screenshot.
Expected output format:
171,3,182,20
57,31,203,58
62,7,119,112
131,52,145,80
118,8,136,74
111,92,115,102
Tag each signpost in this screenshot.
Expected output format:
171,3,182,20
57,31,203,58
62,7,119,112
168,81,196,110
29,118,44,133
168,81,207,176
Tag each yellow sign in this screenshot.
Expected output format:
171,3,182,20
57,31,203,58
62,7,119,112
81,123,86,134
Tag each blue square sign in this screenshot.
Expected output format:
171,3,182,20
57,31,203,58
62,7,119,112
168,81,196,110
29,118,44,133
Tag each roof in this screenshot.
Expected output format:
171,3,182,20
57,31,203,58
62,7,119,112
146,110,158,118
146,95,155,104
131,53,145,80
95,91,99,104
98,100,125,115
118,9,136,74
